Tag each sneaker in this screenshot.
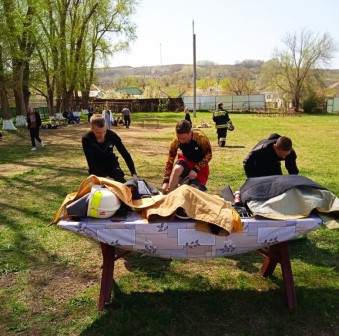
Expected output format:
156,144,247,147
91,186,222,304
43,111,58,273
31,147,36,151
40,141,45,147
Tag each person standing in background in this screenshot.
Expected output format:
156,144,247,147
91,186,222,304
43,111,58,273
87,104,94,122
27,106,45,151
121,105,131,128
102,104,114,130
212,102,232,147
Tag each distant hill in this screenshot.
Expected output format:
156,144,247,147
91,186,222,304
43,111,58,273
94,63,339,91
95,64,194,82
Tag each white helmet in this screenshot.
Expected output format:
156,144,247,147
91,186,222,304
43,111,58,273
87,185,121,218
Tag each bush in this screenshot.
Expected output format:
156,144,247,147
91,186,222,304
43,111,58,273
303,95,323,114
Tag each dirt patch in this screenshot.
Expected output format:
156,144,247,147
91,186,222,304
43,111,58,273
0,163,33,176
0,123,164,173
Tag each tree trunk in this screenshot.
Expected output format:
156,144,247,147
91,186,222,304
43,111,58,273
47,87,54,115
23,60,31,110
81,90,90,109
12,60,27,127
0,88,16,130
0,45,17,130
294,89,300,112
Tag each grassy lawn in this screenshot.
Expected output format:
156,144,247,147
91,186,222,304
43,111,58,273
0,112,338,336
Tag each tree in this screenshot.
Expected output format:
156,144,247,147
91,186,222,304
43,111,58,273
272,30,336,112
1,0,36,127
0,45,15,130
29,0,136,114
78,0,137,109
225,67,255,95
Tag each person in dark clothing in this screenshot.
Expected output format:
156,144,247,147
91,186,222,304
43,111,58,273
121,106,131,128
26,106,45,151
87,104,94,122
243,133,299,178
184,107,192,126
82,114,137,182
62,109,73,124
212,102,232,147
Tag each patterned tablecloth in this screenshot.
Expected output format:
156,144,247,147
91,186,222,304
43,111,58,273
58,212,323,259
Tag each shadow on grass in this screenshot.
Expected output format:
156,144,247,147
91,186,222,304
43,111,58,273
225,234,338,275
123,253,173,279
80,286,338,336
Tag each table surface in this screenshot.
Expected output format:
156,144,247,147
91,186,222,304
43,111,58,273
58,211,323,259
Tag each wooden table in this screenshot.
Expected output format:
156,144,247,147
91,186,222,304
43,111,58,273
98,240,297,311
58,213,322,311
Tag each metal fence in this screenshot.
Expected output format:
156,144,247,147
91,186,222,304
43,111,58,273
183,95,266,111
0,106,57,119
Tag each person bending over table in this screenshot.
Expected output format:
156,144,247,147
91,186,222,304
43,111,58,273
162,119,212,192
243,133,299,178
82,114,137,183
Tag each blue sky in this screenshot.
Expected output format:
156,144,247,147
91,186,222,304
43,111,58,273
109,0,339,69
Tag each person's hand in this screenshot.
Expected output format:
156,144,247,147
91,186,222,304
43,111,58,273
189,170,198,180
162,183,169,193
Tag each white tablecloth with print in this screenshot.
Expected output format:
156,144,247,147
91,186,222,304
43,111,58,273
58,212,323,259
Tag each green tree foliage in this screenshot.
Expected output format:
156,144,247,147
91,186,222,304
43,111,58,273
0,0,35,126
271,30,336,112
0,0,138,127
225,67,257,95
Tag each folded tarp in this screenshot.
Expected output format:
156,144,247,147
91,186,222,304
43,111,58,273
144,184,242,235
52,176,242,235
240,175,339,220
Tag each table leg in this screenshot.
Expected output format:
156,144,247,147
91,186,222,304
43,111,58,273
279,242,297,309
98,243,115,311
257,241,297,309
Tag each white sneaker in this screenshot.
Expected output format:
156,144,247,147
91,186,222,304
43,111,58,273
40,141,45,147
31,147,36,151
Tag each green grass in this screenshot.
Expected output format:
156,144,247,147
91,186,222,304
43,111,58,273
0,113,338,335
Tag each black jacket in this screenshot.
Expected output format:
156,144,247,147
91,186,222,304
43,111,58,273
240,175,327,204
27,111,42,129
243,135,299,178
82,129,136,179
185,113,192,126
213,108,231,129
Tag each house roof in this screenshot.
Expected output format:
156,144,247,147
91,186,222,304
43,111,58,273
117,87,143,95
89,90,104,98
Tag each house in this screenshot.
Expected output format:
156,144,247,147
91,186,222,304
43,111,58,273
89,84,105,99
261,90,283,109
326,81,339,97
89,90,105,99
326,97,339,113
78,84,106,99
116,87,143,98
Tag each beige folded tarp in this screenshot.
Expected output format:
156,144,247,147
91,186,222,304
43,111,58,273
52,175,242,235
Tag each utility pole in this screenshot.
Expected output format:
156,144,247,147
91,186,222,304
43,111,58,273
193,20,197,118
